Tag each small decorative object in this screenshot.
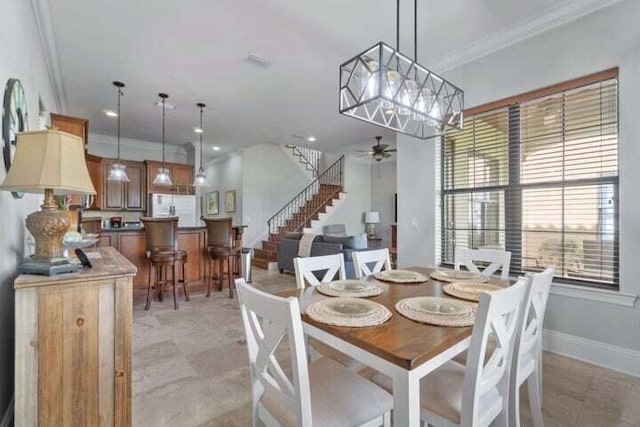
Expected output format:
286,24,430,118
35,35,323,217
0,130,96,275
205,191,219,215
364,211,380,238
306,297,392,327
430,269,488,283
443,281,503,302
225,189,236,213
106,81,129,182
316,280,383,298
374,269,427,283
153,93,172,186
395,296,477,327
2,78,29,198
192,102,208,187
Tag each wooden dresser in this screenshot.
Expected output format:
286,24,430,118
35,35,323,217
14,247,136,426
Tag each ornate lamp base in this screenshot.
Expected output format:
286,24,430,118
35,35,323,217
19,256,80,276
20,188,79,276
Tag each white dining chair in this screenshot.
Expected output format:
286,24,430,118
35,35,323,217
371,277,529,427
455,248,512,280
235,279,392,427
293,253,362,371
293,254,346,289
510,267,554,427
352,248,392,279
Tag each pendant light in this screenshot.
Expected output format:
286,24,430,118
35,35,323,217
339,0,464,140
192,102,208,187
153,93,172,186
107,81,130,182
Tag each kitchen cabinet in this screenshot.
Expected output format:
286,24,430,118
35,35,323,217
145,160,194,195
68,154,103,210
101,228,207,289
14,247,134,426
102,160,146,211
50,113,89,145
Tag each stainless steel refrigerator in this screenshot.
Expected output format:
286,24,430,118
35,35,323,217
149,193,198,227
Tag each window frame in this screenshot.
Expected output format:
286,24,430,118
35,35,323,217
440,68,620,289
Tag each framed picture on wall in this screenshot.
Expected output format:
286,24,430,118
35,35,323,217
205,191,219,215
225,190,236,213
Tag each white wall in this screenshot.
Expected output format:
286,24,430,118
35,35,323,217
87,133,189,164
0,0,59,417
242,143,313,245
318,156,371,237
200,150,243,224
370,160,397,247
397,0,640,353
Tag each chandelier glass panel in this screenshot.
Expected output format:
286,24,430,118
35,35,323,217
339,1,464,139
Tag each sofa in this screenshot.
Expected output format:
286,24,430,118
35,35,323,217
277,231,374,279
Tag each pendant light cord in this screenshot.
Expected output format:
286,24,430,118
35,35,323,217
414,0,418,62
396,0,400,51
117,86,122,161
199,106,203,171
161,97,166,166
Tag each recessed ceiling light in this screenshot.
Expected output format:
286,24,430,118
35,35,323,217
103,109,118,117
213,146,221,151
308,136,316,142
194,127,203,134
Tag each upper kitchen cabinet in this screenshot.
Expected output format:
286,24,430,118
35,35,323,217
102,159,146,211
68,154,102,210
50,113,89,145
145,160,194,195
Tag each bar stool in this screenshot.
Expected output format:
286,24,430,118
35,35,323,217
141,217,190,310
202,217,240,298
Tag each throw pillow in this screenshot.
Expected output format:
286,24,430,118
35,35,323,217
352,233,368,250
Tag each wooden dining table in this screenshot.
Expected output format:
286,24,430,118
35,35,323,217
278,266,510,427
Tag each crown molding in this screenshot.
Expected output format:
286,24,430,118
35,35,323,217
428,0,625,73
89,133,187,155
30,0,68,113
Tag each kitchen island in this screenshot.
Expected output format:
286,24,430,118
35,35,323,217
99,225,247,292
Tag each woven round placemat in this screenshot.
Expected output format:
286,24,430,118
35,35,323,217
316,280,383,298
430,269,488,283
443,281,504,302
306,297,392,327
373,269,428,284
395,297,478,327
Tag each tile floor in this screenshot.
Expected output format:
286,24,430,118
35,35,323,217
133,268,640,427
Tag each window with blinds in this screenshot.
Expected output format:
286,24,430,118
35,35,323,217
441,72,618,287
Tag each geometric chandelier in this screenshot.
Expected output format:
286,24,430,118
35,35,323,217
339,0,464,140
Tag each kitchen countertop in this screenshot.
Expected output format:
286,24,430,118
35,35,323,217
101,224,248,232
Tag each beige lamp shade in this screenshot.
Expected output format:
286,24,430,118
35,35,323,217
0,130,96,195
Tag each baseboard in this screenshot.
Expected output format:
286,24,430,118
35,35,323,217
0,396,14,427
543,329,640,378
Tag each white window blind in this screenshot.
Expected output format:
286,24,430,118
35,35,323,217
442,75,618,287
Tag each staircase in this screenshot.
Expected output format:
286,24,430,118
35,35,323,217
252,156,345,269
285,144,321,177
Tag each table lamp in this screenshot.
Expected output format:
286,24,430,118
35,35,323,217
365,211,380,238
0,130,96,275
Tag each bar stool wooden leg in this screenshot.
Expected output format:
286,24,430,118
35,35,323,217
172,260,178,310
206,256,212,297
158,264,165,302
145,260,154,311
227,257,233,298
217,259,223,291
182,261,190,301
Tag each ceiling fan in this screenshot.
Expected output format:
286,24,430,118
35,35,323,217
357,136,396,162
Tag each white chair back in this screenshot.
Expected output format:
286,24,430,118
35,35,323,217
236,278,313,427
461,277,529,426
455,248,512,280
509,267,553,427
352,248,392,279
293,254,346,289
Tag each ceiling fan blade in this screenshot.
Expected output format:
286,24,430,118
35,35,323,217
356,153,371,157
383,152,392,158
384,149,397,153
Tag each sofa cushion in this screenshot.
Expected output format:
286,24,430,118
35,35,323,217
282,231,322,242
323,235,355,249
323,224,347,237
